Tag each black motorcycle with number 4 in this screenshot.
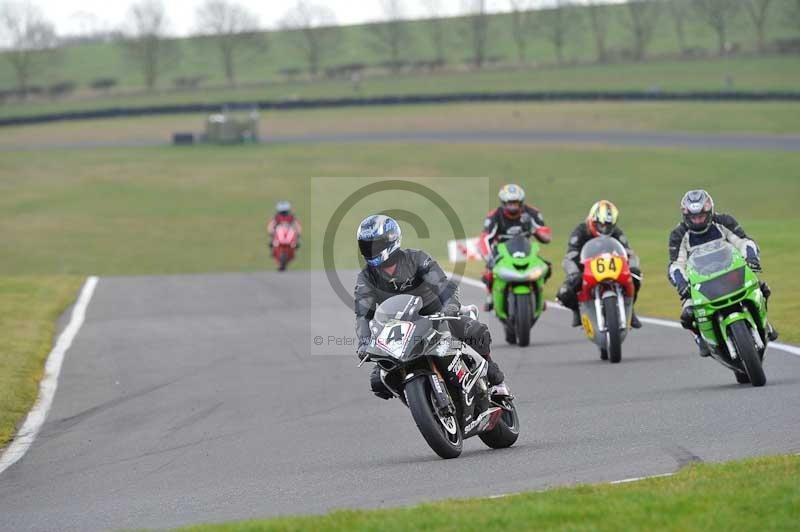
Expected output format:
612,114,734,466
359,294,519,459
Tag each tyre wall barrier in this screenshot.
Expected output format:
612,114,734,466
2,91,800,127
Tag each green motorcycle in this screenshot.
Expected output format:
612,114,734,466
491,230,550,347
686,240,769,387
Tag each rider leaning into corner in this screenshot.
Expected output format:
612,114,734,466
667,189,778,356
267,200,302,246
354,214,506,399
479,184,553,311
556,200,644,329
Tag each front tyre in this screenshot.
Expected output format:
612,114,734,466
278,250,289,271
514,293,533,347
405,376,462,459
730,320,766,387
603,296,622,363
479,399,520,449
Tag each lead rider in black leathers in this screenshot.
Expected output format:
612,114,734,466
354,215,505,399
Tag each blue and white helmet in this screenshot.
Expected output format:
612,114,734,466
276,201,291,214
357,214,402,267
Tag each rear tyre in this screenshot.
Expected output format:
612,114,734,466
479,398,520,449
730,320,766,387
405,376,462,459
603,296,622,363
514,293,533,347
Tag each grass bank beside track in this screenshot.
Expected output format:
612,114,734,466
1,142,797,341
2,55,800,121
0,275,83,448
3,102,800,150
176,454,800,531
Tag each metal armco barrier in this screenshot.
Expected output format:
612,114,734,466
2,91,800,127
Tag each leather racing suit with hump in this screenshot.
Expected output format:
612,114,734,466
667,213,766,331
354,249,496,397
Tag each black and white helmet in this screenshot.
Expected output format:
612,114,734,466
680,189,714,233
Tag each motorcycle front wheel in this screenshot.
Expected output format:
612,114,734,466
405,376,463,459
603,296,622,363
730,320,766,387
514,294,533,347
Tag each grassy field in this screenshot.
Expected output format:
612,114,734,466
0,275,83,447
1,0,799,93
177,454,800,531
3,55,800,120
3,102,800,149
1,142,798,343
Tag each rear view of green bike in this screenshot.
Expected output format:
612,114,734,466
686,240,770,386
491,229,550,347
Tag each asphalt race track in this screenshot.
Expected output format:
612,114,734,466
1,271,799,531
2,130,800,152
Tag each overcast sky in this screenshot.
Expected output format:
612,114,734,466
33,0,529,37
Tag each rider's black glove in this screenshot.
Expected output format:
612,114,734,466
443,302,461,317
746,257,762,273
676,279,690,300
357,343,368,361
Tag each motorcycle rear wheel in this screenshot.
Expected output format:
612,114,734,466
730,320,766,387
405,376,463,459
603,297,622,363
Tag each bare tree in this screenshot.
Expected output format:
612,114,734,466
539,0,575,65
509,0,535,63
460,0,493,68
281,1,342,77
621,0,661,61
667,0,691,54
587,0,609,62
368,0,410,72
743,0,773,53
195,0,266,86
120,0,179,90
422,0,447,62
0,1,61,94
692,0,742,55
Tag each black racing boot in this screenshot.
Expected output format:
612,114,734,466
767,322,779,342
370,366,394,399
694,334,711,357
571,309,581,327
485,359,505,386
630,311,642,329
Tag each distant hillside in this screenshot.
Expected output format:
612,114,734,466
0,0,798,95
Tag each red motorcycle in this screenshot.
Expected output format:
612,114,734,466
272,223,299,271
577,236,635,363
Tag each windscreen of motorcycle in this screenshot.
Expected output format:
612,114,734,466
505,234,532,258
579,236,628,262
687,241,734,276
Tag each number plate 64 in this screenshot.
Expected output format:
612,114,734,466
590,254,622,281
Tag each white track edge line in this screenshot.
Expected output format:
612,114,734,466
0,276,98,476
453,275,800,357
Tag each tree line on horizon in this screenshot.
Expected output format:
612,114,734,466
1,0,799,96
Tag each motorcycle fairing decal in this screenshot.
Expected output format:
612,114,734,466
589,254,623,282
376,320,415,358
581,314,594,338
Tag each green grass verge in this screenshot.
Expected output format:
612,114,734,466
3,56,800,120
1,142,798,343
0,275,84,448
175,454,800,531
